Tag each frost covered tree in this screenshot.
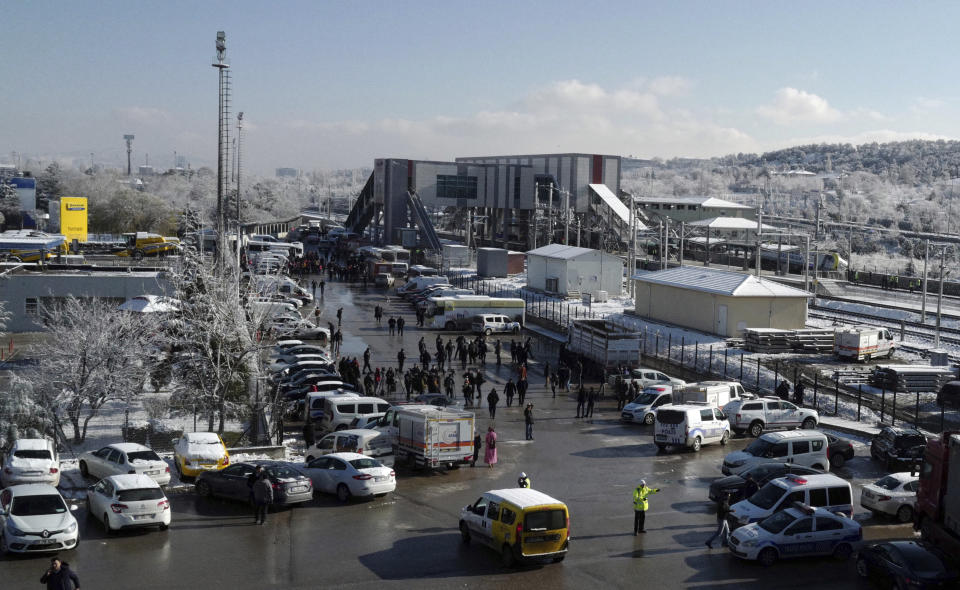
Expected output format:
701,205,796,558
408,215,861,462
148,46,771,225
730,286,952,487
27,296,162,444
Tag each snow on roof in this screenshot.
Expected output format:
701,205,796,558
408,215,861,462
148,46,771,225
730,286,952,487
488,488,565,509
632,267,811,298
108,442,149,453
185,432,221,443
638,196,754,209
527,244,596,259
108,473,161,491
13,439,52,451
687,217,775,230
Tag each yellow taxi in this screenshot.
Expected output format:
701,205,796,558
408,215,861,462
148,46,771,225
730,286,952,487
459,488,569,567
172,432,230,479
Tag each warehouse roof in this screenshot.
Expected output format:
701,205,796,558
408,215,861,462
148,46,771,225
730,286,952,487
637,196,753,209
687,217,775,230
527,244,596,259
633,266,811,298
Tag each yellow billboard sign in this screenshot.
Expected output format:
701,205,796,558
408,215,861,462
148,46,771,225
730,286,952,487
60,197,88,243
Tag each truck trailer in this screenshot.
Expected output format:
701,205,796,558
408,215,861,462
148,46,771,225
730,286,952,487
916,432,960,559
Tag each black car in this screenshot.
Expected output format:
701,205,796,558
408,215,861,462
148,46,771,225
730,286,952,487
195,461,314,506
870,426,926,471
857,540,958,589
825,433,855,469
708,462,822,503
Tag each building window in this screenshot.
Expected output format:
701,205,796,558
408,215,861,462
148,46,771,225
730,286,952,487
688,205,699,211
545,278,559,293
25,298,38,317
437,175,478,200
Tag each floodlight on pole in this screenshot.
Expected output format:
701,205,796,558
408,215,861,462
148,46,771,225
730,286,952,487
212,30,230,268
123,135,135,176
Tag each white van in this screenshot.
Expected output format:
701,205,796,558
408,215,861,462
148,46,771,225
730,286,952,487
674,381,748,410
654,404,731,452
722,430,830,475
728,473,854,527
621,386,673,425
306,390,359,421
318,396,391,433
305,429,392,461
397,276,451,297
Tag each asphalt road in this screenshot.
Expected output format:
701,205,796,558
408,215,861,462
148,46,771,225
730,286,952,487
0,278,913,589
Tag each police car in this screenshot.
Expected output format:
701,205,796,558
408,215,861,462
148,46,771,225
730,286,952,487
728,503,861,566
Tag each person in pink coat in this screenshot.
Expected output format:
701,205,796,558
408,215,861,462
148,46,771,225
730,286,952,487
484,426,498,468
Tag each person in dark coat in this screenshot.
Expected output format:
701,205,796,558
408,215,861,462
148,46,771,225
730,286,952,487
793,381,806,405
524,403,534,440
743,474,759,500
504,378,516,407
252,470,274,524
487,387,500,419
585,387,596,417
775,380,790,401
472,432,482,467
41,557,81,590
706,492,732,548
576,387,587,418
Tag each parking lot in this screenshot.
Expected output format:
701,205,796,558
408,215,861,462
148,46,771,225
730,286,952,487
1,279,917,588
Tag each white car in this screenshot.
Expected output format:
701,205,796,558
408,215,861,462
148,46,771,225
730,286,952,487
1,438,60,488
725,397,819,437
860,472,919,523
728,503,862,566
86,474,170,533
471,314,521,335
79,443,171,486
269,354,331,372
0,484,79,554
300,452,396,502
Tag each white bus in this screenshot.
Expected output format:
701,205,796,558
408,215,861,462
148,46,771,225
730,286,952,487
382,245,411,262
427,296,525,331
247,239,303,258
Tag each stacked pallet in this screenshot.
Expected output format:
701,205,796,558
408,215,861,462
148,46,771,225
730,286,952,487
869,365,956,393
791,329,835,353
744,328,793,353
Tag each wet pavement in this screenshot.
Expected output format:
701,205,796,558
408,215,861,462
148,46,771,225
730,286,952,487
0,278,913,589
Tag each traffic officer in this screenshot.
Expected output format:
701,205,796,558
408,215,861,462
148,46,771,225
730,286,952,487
632,479,660,535
517,472,531,488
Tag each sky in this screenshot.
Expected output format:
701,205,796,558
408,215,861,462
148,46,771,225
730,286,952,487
3,0,959,175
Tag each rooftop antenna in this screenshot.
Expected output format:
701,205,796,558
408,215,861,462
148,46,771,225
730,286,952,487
123,134,135,176
212,30,230,268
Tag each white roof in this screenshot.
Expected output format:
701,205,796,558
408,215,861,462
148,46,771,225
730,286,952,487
638,196,753,209
632,267,811,298
761,430,826,441
107,473,161,491
527,244,596,259
326,452,369,461
12,439,52,451
107,442,150,453
687,217,774,230
487,488,564,509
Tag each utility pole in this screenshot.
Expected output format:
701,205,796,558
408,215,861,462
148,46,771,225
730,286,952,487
755,210,763,277
663,218,669,270
804,235,810,292
679,222,686,268
564,189,570,245
921,239,929,322
936,245,946,347
532,182,538,249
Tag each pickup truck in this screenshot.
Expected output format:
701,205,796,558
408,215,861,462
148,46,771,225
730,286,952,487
723,397,819,437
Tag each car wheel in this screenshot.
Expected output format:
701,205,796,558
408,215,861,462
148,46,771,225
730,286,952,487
159,523,169,531
801,418,816,429
484,329,492,336
758,547,778,567
460,521,471,544
174,460,183,480
643,413,655,425
720,431,730,446
196,480,212,498
830,454,846,469
856,557,870,578
691,436,702,452
552,555,566,563
655,444,666,452
337,483,351,503
512,326,520,334
896,504,914,524
749,421,764,438
104,513,115,535
501,544,516,568
79,461,89,478
833,543,853,561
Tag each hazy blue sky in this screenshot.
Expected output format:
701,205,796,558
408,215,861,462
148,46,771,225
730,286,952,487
3,0,958,173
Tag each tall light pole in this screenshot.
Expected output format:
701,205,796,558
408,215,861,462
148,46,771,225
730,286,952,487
212,31,230,268
236,111,244,264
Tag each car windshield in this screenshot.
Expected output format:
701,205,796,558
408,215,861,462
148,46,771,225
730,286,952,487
758,510,797,534
127,451,162,463
744,439,774,456
11,494,67,516
13,450,51,460
895,435,925,448
524,509,566,532
350,458,382,470
266,466,302,479
117,488,165,502
633,393,659,405
748,482,786,510
873,476,904,490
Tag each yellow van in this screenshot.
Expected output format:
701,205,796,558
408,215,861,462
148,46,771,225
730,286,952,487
459,488,569,567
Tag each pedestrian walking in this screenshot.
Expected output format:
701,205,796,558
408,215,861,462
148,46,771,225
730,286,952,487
517,472,531,488
706,492,732,549
487,387,500,419
388,316,396,336
632,479,660,535
517,378,528,406
397,349,406,373
337,307,343,327
505,378,516,407
314,307,321,326
544,362,551,387
319,279,325,297
41,557,81,590
550,372,557,398
252,470,273,524
397,316,405,336
311,279,317,297
793,381,805,406
484,426,498,468
576,386,587,418
363,346,373,373
524,403,534,440
472,432,482,466
585,387,596,417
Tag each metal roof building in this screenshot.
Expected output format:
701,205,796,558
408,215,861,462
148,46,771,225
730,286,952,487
527,244,623,299
632,266,810,337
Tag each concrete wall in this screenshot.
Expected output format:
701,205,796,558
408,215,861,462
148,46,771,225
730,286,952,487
0,270,171,332
633,281,807,338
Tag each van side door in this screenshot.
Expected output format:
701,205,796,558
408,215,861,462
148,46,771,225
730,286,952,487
484,499,501,547
465,495,490,544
